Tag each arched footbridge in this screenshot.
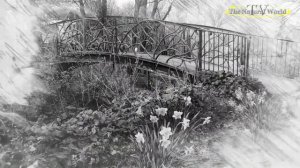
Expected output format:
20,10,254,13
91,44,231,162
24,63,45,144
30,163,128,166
44,16,300,80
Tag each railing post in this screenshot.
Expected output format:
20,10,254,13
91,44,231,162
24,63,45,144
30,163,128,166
54,33,59,56
198,30,203,71
246,36,251,76
147,71,151,89
182,29,186,55
132,18,138,53
114,18,118,54
82,18,87,51
187,30,191,58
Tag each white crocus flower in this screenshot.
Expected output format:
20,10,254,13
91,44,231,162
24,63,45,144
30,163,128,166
181,118,190,130
183,96,192,106
184,145,194,155
246,90,255,101
110,150,117,155
235,104,244,112
159,126,173,139
155,108,168,116
135,132,145,144
27,161,39,168
249,100,256,106
160,138,171,148
235,88,243,100
228,99,236,107
203,117,211,125
150,115,159,123
136,106,143,115
172,111,183,120
257,95,265,104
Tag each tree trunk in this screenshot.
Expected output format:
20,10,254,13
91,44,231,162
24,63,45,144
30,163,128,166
79,0,86,50
97,0,107,23
134,0,147,18
134,0,141,17
97,0,102,18
151,0,159,19
102,0,107,18
78,0,86,17
139,0,148,18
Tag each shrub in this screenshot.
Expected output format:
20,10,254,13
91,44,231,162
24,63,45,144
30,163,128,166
196,71,266,98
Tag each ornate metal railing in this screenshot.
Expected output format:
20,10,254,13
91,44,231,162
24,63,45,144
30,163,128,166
248,35,300,78
47,16,249,76
46,15,300,78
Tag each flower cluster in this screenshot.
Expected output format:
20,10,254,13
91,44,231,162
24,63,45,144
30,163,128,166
246,90,256,106
181,118,190,130
135,132,145,144
150,115,159,123
228,99,236,107
228,98,244,112
246,90,255,101
235,88,267,105
151,108,191,131
230,88,267,113
155,108,168,116
202,117,211,125
159,126,173,148
184,145,194,155
135,106,199,149
136,106,143,116
172,111,183,120
257,91,267,104
235,87,243,100
235,104,244,112
159,127,173,139
183,96,192,106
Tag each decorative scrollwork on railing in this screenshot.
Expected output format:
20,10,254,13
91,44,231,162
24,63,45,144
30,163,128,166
48,16,250,76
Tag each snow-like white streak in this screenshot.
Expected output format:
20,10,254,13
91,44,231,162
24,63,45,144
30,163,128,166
0,0,42,104
169,0,300,39
216,73,300,168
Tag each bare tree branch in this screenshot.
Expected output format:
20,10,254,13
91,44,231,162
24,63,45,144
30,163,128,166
151,0,159,19
162,1,173,20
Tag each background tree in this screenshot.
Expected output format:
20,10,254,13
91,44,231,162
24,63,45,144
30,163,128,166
151,0,159,18
77,0,87,49
134,0,174,19
134,0,147,17
96,0,107,23
161,0,173,20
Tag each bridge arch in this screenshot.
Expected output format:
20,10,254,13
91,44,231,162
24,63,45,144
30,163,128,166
45,16,300,78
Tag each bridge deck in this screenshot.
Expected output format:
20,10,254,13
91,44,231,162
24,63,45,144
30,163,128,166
57,51,230,75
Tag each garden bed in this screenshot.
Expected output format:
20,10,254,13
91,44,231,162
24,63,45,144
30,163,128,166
0,63,270,168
